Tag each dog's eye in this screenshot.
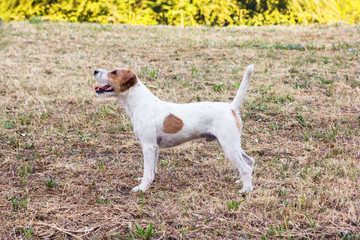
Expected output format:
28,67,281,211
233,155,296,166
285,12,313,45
111,71,117,75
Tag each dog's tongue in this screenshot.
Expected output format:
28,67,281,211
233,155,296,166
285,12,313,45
95,84,111,90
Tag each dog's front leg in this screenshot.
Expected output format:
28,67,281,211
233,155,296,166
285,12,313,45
132,144,158,192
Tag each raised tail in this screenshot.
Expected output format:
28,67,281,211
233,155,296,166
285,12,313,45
231,64,254,110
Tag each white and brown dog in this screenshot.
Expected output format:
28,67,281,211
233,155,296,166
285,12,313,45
94,65,255,193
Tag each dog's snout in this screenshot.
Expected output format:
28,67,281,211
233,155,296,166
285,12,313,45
94,70,99,75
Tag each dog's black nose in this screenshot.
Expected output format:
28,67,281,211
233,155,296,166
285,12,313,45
94,70,99,75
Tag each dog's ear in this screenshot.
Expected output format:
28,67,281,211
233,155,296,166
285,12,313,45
120,70,138,92
122,70,136,84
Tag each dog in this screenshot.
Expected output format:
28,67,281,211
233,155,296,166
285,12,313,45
93,65,255,193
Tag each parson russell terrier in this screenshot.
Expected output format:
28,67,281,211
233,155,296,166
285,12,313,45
94,65,255,193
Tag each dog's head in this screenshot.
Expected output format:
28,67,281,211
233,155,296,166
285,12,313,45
93,68,138,98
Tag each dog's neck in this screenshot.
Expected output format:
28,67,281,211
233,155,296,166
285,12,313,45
117,79,159,119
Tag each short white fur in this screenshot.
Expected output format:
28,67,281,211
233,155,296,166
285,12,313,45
94,65,255,193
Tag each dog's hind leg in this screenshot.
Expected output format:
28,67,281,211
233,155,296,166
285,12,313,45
155,146,159,174
216,132,254,193
132,144,158,192
241,149,255,169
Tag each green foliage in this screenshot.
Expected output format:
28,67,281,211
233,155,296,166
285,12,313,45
295,114,312,128
305,214,316,228
96,194,113,204
227,199,245,211
43,176,62,189
20,227,34,240
267,224,285,237
8,196,29,213
1,0,359,26
213,83,225,92
132,222,156,239
3,121,16,129
339,231,360,240
18,163,32,184
43,176,55,189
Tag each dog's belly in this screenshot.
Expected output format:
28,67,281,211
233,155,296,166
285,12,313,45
157,133,216,148
157,136,186,148
157,135,197,148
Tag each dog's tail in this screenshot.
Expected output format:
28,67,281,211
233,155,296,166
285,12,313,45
231,64,254,110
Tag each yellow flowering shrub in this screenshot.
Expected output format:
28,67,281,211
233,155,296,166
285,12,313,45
0,0,359,25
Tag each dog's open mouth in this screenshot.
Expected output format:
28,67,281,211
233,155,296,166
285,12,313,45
95,84,114,94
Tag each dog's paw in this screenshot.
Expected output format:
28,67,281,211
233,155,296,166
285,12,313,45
131,186,141,192
131,184,149,192
236,179,253,193
239,185,254,194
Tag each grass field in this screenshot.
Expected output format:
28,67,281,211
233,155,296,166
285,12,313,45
0,21,359,239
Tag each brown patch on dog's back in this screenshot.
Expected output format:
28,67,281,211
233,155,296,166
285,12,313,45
108,69,138,93
231,109,242,132
163,114,184,134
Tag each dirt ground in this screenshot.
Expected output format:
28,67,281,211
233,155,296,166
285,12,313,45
0,21,359,239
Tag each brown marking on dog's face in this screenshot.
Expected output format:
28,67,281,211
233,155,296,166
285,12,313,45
231,110,242,132
107,69,138,93
163,114,184,134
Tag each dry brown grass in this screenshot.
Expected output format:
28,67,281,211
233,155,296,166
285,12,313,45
0,21,359,239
